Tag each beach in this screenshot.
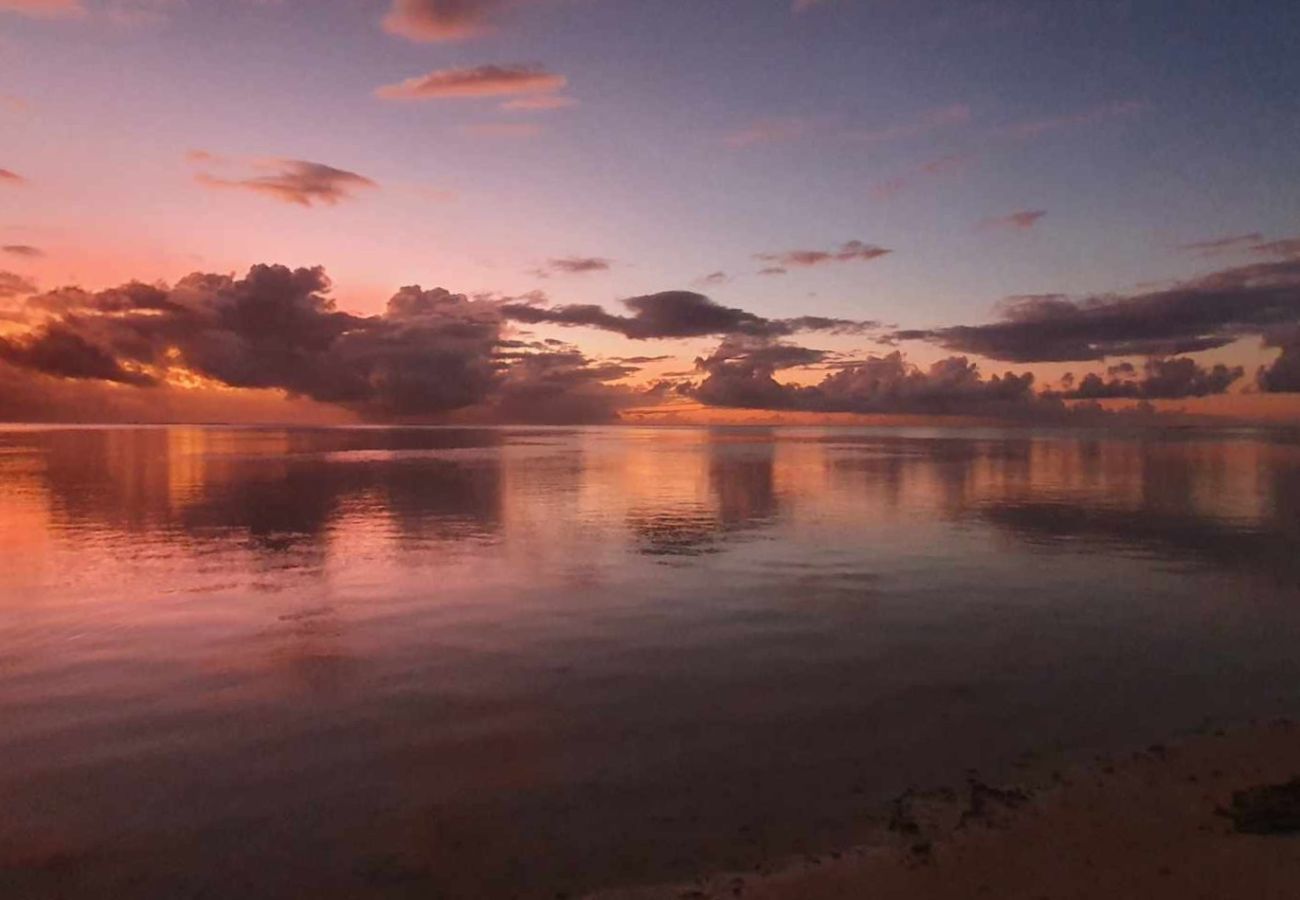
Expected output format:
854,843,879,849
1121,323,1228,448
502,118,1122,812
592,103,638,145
596,720,1300,900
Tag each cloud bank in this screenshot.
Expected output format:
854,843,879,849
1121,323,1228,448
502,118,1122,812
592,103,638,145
0,265,664,423
896,251,1300,362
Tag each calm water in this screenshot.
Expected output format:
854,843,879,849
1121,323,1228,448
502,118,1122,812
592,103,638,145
2,424,1300,898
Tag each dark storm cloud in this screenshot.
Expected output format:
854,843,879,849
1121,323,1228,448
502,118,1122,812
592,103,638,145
754,240,891,269
1257,327,1300,393
0,264,653,422
0,325,156,385
695,336,830,374
895,255,1300,363
500,291,879,340
1052,357,1244,400
195,159,377,207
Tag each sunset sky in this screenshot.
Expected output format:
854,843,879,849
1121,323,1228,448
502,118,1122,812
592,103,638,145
2,0,1299,424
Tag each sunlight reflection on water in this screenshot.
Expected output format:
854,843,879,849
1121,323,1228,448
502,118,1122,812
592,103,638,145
1,424,1299,898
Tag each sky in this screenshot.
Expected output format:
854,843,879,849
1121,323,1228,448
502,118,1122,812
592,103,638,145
1,0,1299,425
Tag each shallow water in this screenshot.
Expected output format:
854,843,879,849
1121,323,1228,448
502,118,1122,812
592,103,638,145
2,424,1299,898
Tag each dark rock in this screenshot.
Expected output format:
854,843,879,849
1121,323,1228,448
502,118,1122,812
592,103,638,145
1223,778,1300,834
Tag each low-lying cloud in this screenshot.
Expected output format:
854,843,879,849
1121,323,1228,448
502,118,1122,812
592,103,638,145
896,251,1300,363
0,264,667,423
1054,357,1244,400
690,341,1047,417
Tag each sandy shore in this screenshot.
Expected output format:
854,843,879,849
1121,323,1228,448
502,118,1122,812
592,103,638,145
592,720,1300,900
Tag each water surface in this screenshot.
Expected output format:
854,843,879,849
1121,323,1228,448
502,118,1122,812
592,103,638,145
2,425,1299,898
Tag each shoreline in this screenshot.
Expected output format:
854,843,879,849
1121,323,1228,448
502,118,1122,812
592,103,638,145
590,719,1300,900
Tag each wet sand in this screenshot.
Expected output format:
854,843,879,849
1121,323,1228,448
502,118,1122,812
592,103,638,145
595,720,1300,900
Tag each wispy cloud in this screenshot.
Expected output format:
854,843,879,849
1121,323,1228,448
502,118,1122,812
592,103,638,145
456,122,541,139
532,256,613,278
0,0,189,26
500,94,577,112
694,271,730,287
0,0,84,19
2,245,43,258
755,240,892,268
1254,238,1300,260
997,100,1146,141
980,209,1046,231
376,64,566,101
193,157,378,207
1178,232,1265,256
846,103,971,144
723,104,969,150
721,117,814,149
0,168,26,185
871,153,971,200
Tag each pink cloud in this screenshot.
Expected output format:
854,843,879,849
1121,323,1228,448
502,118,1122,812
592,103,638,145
382,0,505,43
0,168,27,186
870,153,971,200
376,64,566,101
456,122,541,139
0,0,84,18
500,94,577,112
